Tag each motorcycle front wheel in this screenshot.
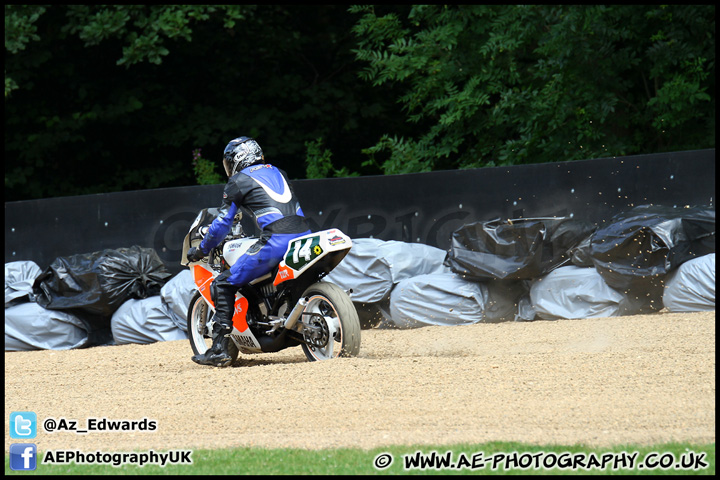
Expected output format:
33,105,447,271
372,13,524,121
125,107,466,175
187,291,239,362
299,282,361,361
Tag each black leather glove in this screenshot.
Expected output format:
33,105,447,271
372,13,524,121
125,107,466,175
187,246,205,262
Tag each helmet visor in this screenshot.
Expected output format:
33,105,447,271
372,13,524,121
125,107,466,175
223,157,235,177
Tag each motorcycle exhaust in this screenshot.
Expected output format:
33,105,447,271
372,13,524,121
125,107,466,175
283,297,308,331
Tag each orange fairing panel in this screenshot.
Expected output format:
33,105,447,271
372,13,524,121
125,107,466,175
193,265,215,306
273,263,295,286
193,265,249,333
232,296,250,332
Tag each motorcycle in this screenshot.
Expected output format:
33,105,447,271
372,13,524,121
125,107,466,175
181,208,361,364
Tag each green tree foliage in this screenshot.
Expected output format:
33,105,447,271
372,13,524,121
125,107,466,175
4,5,715,201
305,137,359,179
61,5,248,67
4,5,46,96
192,148,223,185
4,5,400,201
351,5,715,174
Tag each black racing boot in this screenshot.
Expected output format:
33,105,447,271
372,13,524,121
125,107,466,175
191,324,233,367
192,277,237,367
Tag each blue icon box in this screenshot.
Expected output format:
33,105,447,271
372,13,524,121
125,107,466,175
10,411,37,439
10,443,38,471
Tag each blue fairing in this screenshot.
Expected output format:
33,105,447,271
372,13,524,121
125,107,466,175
200,202,238,254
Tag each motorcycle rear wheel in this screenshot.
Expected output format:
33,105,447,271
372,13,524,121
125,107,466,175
187,291,239,362
300,282,361,361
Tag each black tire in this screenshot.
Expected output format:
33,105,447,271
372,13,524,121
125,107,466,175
299,282,361,361
187,291,239,362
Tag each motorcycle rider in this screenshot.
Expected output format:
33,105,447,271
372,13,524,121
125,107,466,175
186,136,311,367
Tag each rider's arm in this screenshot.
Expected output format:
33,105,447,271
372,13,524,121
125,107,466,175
199,181,243,254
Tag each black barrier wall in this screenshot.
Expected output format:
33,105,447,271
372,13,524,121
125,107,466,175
5,150,715,275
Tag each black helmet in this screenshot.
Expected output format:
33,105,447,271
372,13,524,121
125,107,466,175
222,137,264,177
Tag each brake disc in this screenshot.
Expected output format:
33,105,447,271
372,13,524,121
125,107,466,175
303,314,330,348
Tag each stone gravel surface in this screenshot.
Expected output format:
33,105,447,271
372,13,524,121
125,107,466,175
4,311,715,453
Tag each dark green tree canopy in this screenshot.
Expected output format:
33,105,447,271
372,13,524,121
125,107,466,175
4,5,405,200
4,5,714,201
352,4,714,173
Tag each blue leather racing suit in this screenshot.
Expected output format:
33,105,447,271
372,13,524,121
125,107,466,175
200,163,311,287
198,163,311,334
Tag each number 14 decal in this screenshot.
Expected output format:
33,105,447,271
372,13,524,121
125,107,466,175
294,237,313,264
287,236,323,270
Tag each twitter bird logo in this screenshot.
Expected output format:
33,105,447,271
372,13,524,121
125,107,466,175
10,412,37,439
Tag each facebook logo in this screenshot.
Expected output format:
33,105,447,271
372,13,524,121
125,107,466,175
10,411,37,439
10,444,37,471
